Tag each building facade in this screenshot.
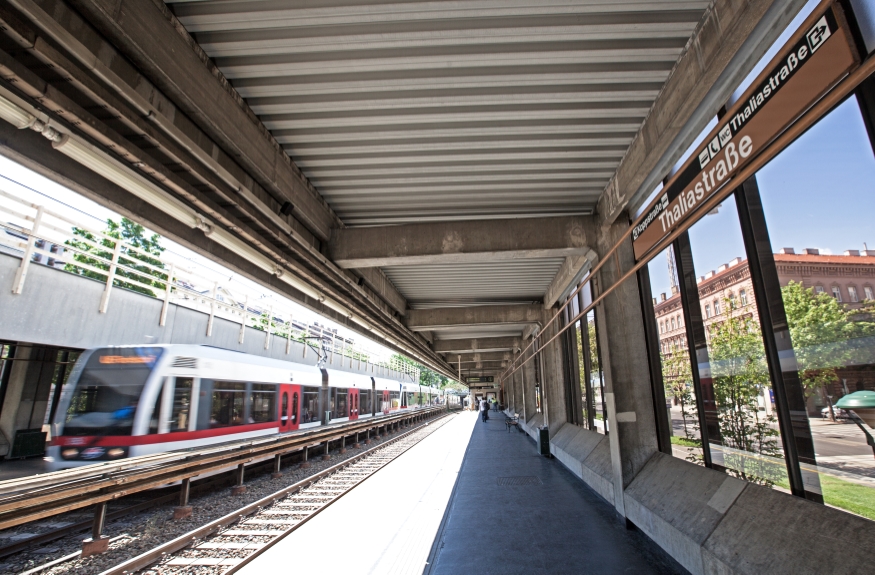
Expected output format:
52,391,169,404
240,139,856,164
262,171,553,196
654,248,875,413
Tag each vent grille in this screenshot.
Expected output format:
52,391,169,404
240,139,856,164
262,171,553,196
171,357,198,369
496,476,542,486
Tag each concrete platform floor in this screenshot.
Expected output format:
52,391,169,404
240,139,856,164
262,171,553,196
0,457,47,481
429,412,687,575
238,411,687,575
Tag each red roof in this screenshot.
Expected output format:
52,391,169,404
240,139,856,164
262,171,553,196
774,254,875,265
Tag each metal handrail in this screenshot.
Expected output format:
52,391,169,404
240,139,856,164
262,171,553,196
0,183,420,382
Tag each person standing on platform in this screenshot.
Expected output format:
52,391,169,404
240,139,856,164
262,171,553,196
480,397,489,422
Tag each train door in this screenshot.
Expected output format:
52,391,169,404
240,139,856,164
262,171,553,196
349,388,359,421
279,384,301,432
382,390,390,414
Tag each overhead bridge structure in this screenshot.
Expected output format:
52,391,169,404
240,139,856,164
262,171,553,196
1,0,874,573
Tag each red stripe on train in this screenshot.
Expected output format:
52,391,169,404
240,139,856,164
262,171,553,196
53,422,278,447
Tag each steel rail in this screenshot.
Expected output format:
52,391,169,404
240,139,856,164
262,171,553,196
97,411,452,575
501,42,875,383
0,407,442,530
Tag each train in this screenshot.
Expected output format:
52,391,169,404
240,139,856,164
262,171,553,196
45,344,444,468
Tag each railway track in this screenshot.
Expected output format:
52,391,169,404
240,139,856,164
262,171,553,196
98,412,454,575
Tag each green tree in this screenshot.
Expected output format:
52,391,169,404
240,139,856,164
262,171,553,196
781,281,875,417
661,342,696,437
708,297,781,485
391,354,452,388
65,218,166,297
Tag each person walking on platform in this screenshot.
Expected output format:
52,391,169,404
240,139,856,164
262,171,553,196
480,397,489,422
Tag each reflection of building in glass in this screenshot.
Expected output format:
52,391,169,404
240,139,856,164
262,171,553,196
654,248,875,414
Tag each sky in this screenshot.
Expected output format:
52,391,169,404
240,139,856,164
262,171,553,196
0,155,396,362
648,0,875,295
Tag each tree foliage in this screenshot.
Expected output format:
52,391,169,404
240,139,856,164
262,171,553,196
781,281,875,404
708,297,781,485
65,218,166,297
391,354,454,388
661,342,696,438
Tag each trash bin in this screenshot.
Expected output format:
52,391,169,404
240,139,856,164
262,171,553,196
537,426,550,457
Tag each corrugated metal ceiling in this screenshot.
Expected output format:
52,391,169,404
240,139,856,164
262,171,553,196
167,0,708,226
166,0,710,344
382,258,564,308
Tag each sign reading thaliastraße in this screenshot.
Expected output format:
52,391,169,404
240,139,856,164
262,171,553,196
632,2,859,261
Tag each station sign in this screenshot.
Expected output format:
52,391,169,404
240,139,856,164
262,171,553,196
632,1,859,261
467,376,494,384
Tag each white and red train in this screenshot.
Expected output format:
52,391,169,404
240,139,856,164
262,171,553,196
46,345,443,468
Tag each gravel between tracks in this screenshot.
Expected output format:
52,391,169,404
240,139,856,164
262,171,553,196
0,423,421,575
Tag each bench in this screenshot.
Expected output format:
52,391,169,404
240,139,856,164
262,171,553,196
505,413,520,432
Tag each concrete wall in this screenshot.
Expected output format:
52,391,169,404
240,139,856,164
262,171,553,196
0,253,406,379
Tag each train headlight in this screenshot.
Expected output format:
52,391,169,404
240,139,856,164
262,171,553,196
107,448,127,459
61,448,79,459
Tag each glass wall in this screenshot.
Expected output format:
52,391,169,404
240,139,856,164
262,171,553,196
645,247,704,462
753,94,875,520
568,280,607,433
685,195,787,485
636,88,875,521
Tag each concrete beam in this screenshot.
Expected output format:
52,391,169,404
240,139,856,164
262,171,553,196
50,0,337,240
445,352,512,364
543,249,599,308
407,305,544,332
432,337,520,354
352,267,407,315
597,0,807,224
329,216,591,268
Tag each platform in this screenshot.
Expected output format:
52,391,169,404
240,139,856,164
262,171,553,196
238,411,686,575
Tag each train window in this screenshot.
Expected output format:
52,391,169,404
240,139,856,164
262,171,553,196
390,391,400,409
250,383,277,423
169,377,193,432
148,381,163,435
63,347,162,436
360,389,370,414
281,392,289,421
332,388,348,419
210,381,246,427
292,392,299,423
301,386,320,423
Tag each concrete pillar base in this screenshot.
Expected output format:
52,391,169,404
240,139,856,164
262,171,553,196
339,448,347,454
321,454,331,461
300,462,310,469
81,536,110,557
364,439,372,444
271,472,283,479
231,485,247,496
352,443,360,448
172,506,192,520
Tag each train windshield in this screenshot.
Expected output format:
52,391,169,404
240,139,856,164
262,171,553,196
63,347,163,436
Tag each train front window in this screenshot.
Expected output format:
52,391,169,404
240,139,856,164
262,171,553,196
63,347,162,436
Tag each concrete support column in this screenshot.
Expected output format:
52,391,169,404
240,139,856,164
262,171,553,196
593,220,659,518
521,341,537,424
540,316,569,436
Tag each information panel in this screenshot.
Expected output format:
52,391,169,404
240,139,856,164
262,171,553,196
632,2,859,261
